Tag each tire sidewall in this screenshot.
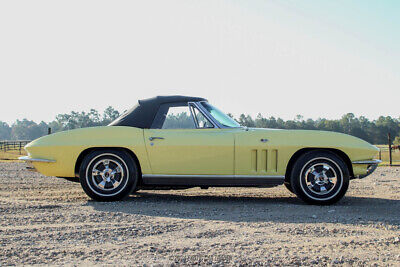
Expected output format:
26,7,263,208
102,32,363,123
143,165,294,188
79,149,138,201
290,151,350,205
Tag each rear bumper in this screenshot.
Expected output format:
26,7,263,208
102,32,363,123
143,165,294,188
18,156,56,163
18,156,56,173
352,159,381,179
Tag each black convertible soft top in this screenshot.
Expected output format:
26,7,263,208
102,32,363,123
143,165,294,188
109,95,207,128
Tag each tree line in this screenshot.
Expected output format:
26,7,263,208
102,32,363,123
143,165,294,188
234,113,400,145
0,106,120,141
0,107,399,145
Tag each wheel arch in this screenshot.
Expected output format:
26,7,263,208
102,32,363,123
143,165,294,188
74,147,142,182
285,148,354,183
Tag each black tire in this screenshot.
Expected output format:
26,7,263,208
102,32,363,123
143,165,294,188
131,187,140,193
284,182,294,194
290,150,349,205
79,149,138,201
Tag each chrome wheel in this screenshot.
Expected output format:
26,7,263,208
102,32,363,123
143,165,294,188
80,150,139,201
291,151,350,205
298,156,345,202
304,163,338,195
84,153,131,198
91,159,124,191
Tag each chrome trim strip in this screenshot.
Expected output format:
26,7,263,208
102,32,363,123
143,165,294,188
142,174,285,179
352,160,382,164
18,156,56,163
187,102,200,128
352,159,381,179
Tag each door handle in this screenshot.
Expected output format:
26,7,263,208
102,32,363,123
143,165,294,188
149,137,165,141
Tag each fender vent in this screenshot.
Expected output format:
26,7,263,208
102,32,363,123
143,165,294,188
251,149,271,173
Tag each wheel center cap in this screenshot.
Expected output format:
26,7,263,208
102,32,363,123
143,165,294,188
102,168,113,180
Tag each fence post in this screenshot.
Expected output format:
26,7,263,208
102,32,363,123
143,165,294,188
19,142,22,155
388,133,392,166
379,149,381,161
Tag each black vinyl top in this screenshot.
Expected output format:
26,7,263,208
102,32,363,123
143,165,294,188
109,95,207,128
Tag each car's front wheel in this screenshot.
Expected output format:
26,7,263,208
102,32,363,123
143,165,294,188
79,149,138,201
284,182,294,193
290,150,349,205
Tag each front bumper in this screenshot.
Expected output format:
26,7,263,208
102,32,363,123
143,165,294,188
352,159,381,179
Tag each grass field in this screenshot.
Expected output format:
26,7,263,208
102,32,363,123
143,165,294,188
0,150,26,162
375,145,400,165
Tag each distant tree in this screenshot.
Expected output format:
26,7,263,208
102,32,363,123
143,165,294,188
48,120,63,133
285,120,298,129
295,114,304,122
238,114,255,127
162,112,194,129
102,106,120,125
55,109,106,130
266,116,278,128
393,136,400,145
255,113,268,128
0,121,11,140
304,119,316,130
11,119,48,140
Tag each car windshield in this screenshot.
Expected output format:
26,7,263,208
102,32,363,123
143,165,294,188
200,102,241,128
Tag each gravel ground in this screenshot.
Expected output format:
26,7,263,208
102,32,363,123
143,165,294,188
0,162,399,266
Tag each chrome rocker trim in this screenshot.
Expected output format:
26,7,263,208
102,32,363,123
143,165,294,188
142,174,285,186
352,159,381,179
18,156,56,163
352,160,382,165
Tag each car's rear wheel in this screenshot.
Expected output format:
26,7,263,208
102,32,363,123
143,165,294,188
79,149,138,201
290,150,349,205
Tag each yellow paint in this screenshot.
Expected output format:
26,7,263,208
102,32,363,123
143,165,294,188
234,128,378,176
143,128,234,175
25,126,151,177
24,126,379,178
352,164,369,176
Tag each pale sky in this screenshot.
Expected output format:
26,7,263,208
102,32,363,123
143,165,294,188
1,0,399,124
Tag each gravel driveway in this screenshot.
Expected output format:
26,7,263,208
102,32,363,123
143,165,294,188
0,162,399,265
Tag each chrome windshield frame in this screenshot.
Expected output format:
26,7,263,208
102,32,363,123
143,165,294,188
192,101,222,128
188,102,219,129
196,101,242,129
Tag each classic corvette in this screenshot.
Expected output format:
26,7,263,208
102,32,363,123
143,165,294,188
20,95,380,204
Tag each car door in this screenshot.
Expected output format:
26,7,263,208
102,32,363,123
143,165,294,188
143,103,234,175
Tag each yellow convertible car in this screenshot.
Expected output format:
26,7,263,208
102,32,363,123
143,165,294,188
20,96,380,204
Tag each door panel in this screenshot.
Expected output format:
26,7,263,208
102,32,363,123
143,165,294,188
144,129,234,175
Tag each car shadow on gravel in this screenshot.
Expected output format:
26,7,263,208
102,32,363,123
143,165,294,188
87,192,400,226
